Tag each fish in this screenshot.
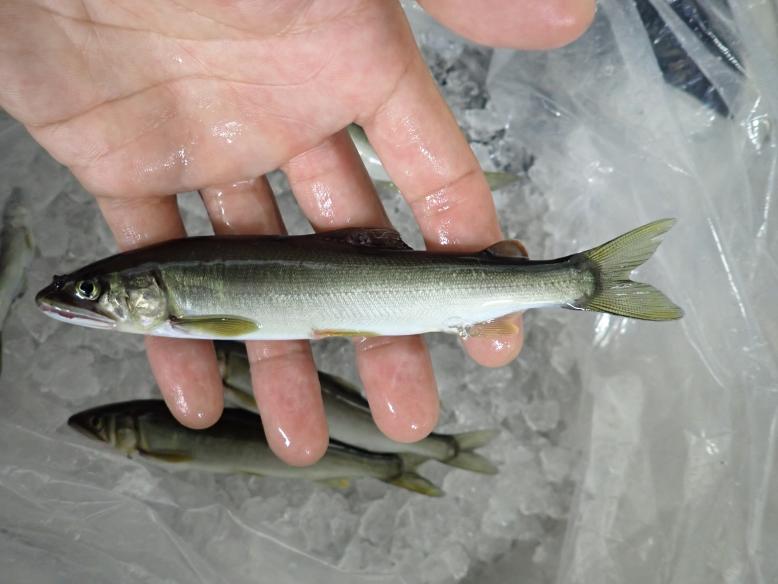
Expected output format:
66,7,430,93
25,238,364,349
635,0,744,117
36,219,683,340
347,123,521,191
0,189,35,366
68,399,444,496
215,340,499,474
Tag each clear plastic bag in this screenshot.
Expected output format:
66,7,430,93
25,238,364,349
1,2,776,583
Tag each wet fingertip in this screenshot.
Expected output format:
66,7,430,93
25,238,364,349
462,316,525,367
536,0,597,49
172,396,224,430
266,423,329,467
369,388,440,444
420,0,595,50
378,406,439,444
159,375,224,430
146,337,225,429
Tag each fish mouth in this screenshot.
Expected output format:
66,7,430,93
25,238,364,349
36,287,116,330
66,414,102,442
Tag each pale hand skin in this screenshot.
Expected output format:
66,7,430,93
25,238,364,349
0,0,594,465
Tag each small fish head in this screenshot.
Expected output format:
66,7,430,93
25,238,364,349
67,405,115,444
36,269,168,333
36,272,117,330
68,404,140,453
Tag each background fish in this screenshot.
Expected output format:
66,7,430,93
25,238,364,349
68,400,444,496
635,0,744,117
0,188,34,368
216,340,499,474
347,123,520,191
36,220,683,340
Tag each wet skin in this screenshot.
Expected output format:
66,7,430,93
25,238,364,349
0,0,594,465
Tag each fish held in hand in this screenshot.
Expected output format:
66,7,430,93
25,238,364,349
216,340,499,475
37,220,683,340
68,400,444,496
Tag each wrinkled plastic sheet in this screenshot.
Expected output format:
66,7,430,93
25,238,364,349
2,1,777,582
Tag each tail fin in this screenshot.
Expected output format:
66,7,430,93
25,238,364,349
387,453,444,496
445,429,499,475
576,219,683,321
485,171,520,191
385,472,444,497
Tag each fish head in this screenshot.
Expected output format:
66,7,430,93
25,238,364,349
36,266,168,333
68,403,140,453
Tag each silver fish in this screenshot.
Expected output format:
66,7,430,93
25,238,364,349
36,220,683,340
0,189,34,363
215,341,498,474
68,400,444,496
347,123,521,191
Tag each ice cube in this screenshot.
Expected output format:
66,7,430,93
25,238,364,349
522,400,561,433
540,445,575,484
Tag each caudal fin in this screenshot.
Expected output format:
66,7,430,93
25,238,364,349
576,219,683,321
485,171,520,191
445,452,498,475
445,429,499,475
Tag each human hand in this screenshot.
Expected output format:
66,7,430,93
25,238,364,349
0,0,594,465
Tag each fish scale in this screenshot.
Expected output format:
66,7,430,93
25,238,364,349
36,221,683,340
68,400,445,496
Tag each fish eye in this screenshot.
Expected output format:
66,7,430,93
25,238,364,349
75,279,100,301
88,415,103,429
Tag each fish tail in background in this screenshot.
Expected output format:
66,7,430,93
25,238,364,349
484,171,520,191
386,472,444,497
444,429,499,475
388,453,444,496
575,219,684,321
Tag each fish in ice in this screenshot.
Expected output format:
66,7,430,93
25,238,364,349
68,399,444,496
36,219,683,340
0,188,34,367
216,340,498,474
347,123,520,191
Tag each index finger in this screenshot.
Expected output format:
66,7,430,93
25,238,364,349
360,53,524,365
95,194,225,428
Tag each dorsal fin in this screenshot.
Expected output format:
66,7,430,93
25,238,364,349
483,239,528,259
315,228,412,250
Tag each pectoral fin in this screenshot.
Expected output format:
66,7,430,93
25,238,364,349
171,315,260,337
467,319,519,337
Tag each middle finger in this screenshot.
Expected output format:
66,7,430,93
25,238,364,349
200,177,328,466
283,129,439,443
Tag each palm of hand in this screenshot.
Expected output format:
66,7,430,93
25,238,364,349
5,1,410,197
0,0,594,465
